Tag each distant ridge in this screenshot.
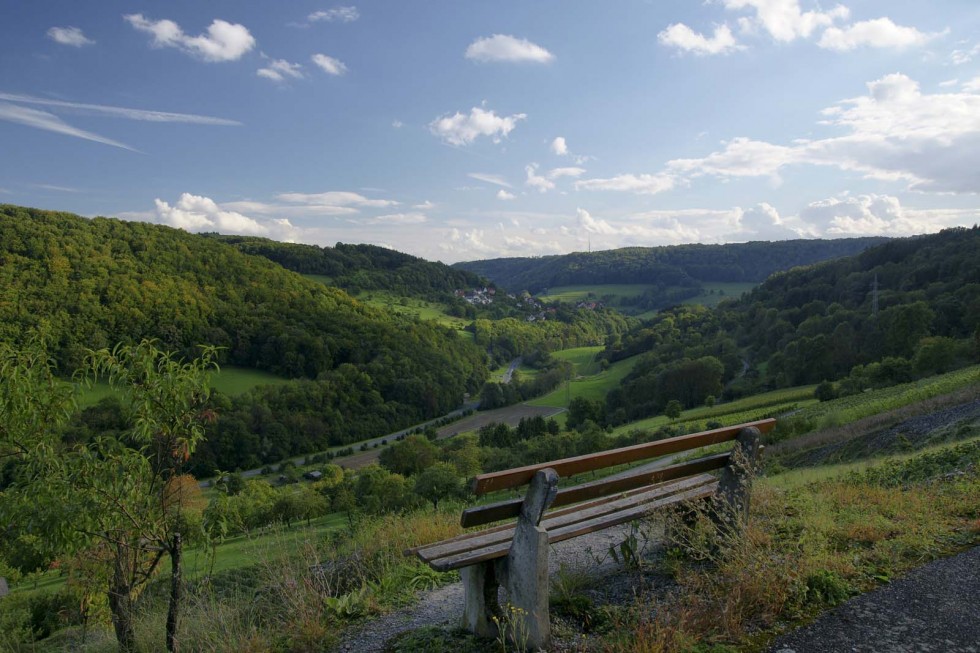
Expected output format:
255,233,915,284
454,238,889,294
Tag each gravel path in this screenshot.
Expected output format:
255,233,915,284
769,545,980,653
335,522,656,652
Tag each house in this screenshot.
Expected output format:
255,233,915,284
303,470,323,481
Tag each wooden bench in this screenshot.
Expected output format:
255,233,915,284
408,419,775,649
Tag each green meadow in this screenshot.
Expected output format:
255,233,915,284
78,366,292,406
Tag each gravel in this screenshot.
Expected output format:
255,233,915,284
335,522,666,652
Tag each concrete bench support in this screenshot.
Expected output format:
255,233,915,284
461,468,558,650
715,426,762,530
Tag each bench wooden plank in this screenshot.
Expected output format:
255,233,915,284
414,474,716,564
461,452,731,528
430,483,717,572
471,419,775,495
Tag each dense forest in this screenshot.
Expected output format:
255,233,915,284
0,205,488,441
600,228,980,423
210,236,485,299
454,238,888,294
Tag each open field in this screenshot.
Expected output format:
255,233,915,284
680,281,757,307
536,284,659,304
78,366,292,406
526,350,640,408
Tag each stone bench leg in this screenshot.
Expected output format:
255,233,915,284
715,426,762,531
461,561,501,638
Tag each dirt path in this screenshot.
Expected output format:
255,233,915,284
769,545,980,653
335,522,659,652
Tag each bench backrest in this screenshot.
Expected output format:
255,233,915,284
461,418,775,528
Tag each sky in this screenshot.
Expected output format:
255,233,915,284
2,1,979,263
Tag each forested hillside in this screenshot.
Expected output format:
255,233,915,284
455,238,887,293
0,205,487,434
601,228,980,423
211,236,485,299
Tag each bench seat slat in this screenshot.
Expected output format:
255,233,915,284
471,419,775,495
461,452,731,528
414,473,716,563
428,482,717,572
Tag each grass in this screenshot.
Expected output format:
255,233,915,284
526,353,640,408
791,365,980,430
76,366,291,407
537,284,660,304
609,385,817,437
679,282,757,308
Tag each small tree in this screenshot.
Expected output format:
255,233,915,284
414,463,462,509
664,399,683,420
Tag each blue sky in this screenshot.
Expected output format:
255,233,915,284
2,1,979,262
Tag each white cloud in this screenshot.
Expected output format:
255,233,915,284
497,189,516,200
468,173,512,188
311,53,348,75
276,191,397,208
0,92,241,125
369,212,428,225
154,193,271,235
576,208,703,243
124,14,255,62
0,102,134,150
525,164,555,193
722,0,849,42
818,18,941,51
548,167,586,179
575,173,675,195
465,34,554,63
429,106,526,146
658,23,741,55
413,200,435,209
964,76,980,92
47,26,94,47
949,43,980,65
551,136,568,155
392,120,404,128
307,7,359,23
664,73,980,194
257,59,304,82
798,194,977,236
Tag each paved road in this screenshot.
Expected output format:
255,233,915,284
769,545,980,653
501,356,522,383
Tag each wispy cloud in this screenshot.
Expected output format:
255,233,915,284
468,173,512,188
0,102,135,150
0,93,242,125
257,59,304,82
47,26,94,47
308,7,360,24
465,35,555,63
124,14,255,62
658,24,741,55
311,53,348,76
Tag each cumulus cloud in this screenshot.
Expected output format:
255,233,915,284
665,74,980,194
575,173,675,195
723,0,849,42
818,18,941,51
797,194,977,236
949,43,980,65
307,7,359,24
465,34,554,63
468,173,512,188
551,136,568,155
429,106,526,146
962,76,980,92
311,53,348,75
658,23,740,55
576,208,703,243
257,59,304,82
497,189,516,200
525,164,555,193
124,14,255,62
0,102,134,150
47,26,94,47
154,193,272,235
